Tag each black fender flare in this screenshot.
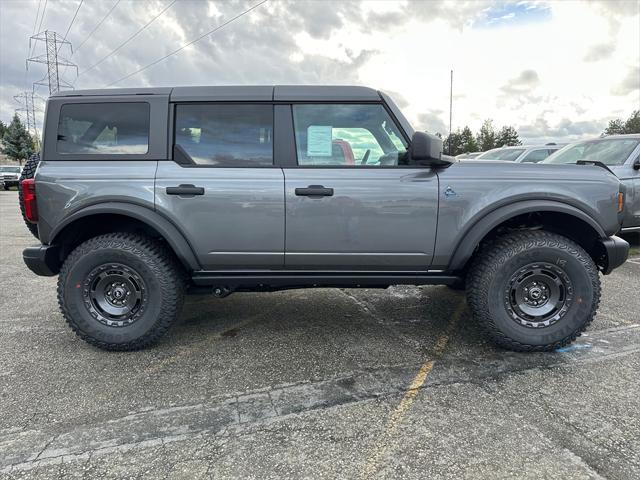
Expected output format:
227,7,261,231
448,200,606,271
49,202,201,271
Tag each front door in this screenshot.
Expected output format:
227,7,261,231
283,103,439,270
155,103,284,270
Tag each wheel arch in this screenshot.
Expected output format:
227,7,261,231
448,200,607,272
49,202,201,272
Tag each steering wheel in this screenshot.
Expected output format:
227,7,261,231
360,149,371,165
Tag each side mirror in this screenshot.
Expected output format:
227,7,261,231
634,157,640,170
409,131,450,166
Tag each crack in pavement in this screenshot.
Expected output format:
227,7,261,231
2,324,639,474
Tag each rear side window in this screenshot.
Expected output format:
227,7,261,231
57,103,150,154
174,104,273,166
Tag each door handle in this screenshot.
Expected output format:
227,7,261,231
166,184,204,196
295,185,334,198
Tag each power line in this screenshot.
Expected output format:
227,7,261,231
57,0,84,53
36,0,47,34
105,0,269,87
78,0,177,78
60,0,121,83
25,0,43,89
29,0,48,57
75,0,121,52
31,0,43,35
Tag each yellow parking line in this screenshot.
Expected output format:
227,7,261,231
361,299,467,479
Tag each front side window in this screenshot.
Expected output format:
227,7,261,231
174,104,273,166
292,104,408,166
545,138,640,166
520,149,550,163
57,103,149,154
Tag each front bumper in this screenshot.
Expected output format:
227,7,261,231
23,244,61,276
600,235,629,274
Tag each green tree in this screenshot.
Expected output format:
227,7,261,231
496,125,522,147
0,120,7,140
444,129,464,156
604,118,626,135
459,126,478,153
476,119,497,151
1,114,35,165
603,111,640,135
623,110,640,134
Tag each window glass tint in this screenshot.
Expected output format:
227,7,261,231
292,104,408,166
520,149,550,163
544,138,640,166
57,103,149,154
175,104,273,166
478,148,525,161
0,167,21,173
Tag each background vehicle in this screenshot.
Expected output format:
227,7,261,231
456,152,482,159
544,134,640,233
0,165,22,190
475,144,562,163
21,86,628,353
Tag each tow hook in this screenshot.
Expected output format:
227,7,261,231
213,286,233,298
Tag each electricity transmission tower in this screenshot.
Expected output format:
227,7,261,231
27,31,78,95
14,91,42,148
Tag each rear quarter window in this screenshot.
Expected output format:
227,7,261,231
57,103,150,154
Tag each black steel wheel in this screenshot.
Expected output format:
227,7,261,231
84,263,147,328
505,262,573,328
58,233,185,351
467,230,600,352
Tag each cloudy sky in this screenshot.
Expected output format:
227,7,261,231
0,0,638,144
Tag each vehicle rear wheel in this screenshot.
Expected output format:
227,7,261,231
57,233,185,351
466,230,600,351
18,152,40,239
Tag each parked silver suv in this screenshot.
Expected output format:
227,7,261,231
21,86,628,352
544,134,640,233
1,165,22,190
475,144,562,163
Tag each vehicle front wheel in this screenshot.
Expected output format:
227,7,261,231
57,233,185,351
466,230,600,352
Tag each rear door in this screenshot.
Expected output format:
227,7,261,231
155,103,285,270
282,103,439,270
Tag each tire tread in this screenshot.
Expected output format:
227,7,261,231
57,232,185,351
466,230,601,352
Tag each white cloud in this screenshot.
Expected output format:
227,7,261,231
0,0,638,144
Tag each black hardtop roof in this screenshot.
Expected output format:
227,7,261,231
51,85,382,102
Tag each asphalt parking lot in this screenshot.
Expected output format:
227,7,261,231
1,189,639,479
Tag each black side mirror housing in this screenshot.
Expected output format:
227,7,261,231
409,131,451,167
634,157,640,170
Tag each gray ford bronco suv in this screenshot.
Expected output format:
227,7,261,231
21,86,629,352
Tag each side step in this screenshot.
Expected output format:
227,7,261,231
190,271,461,292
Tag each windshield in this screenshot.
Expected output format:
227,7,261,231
477,148,526,161
0,167,21,173
544,138,640,166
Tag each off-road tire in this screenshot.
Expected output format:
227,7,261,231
57,233,185,351
18,152,40,239
466,230,600,352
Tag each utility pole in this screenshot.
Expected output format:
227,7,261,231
448,69,453,155
13,91,41,148
27,30,77,95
